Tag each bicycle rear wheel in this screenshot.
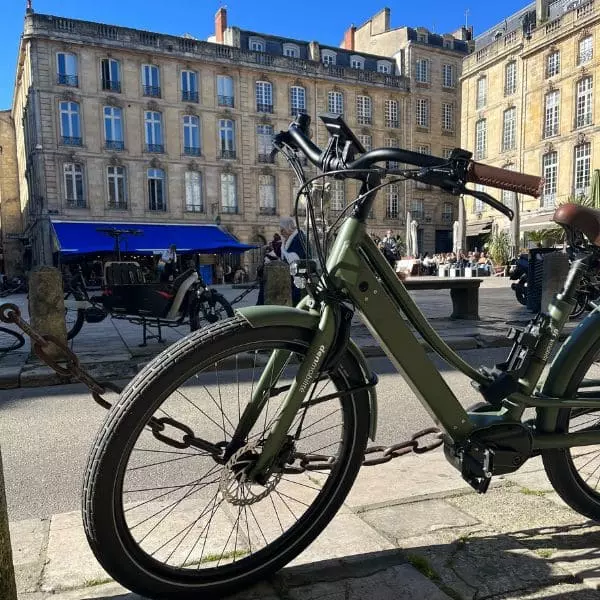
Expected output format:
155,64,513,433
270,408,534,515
0,327,25,352
83,317,370,599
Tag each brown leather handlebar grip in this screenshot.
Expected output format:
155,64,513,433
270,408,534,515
467,162,543,198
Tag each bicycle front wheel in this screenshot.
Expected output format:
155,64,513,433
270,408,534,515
83,317,370,599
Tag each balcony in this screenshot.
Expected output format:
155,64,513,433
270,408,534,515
182,90,199,103
57,73,78,86
66,198,86,208
143,85,161,97
259,206,277,216
108,201,128,210
102,79,121,92
385,119,399,128
357,115,372,125
257,103,273,113
105,140,124,151
184,146,201,156
258,153,274,164
185,205,204,213
61,136,82,146
219,149,236,160
145,143,164,153
218,95,234,107
386,209,400,219
221,205,238,214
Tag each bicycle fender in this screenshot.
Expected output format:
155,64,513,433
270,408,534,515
236,305,378,441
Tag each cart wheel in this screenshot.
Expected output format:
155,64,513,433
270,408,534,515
189,293,234,332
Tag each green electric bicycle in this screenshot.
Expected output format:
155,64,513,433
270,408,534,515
82,113,600,599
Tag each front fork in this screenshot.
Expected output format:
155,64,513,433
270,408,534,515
225,303,337,478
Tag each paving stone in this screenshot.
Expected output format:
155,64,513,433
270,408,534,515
494,582,600,599
0,365,22,389
9,517,49,593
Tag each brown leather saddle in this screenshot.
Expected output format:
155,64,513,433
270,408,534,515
553,203,600,245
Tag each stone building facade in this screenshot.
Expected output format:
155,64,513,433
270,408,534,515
461,0,600,248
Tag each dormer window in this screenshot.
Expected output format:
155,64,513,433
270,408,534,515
322,50,337,66
283,43,300,58
417,32,428,43
350,55,365,70
249,36,266,52
377,60,392,74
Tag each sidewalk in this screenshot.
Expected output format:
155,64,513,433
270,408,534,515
10,450,600,599
0,279,552,390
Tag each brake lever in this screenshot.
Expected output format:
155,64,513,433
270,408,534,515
465,188,515,221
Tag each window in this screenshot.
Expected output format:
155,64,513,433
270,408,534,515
385,137,400,169
579,36,593,65
442,103,454,132
221,173,238,213
474,184,485,213
290,86,306,115
358,134,372,152
546,51,560,78
574,142,591,196
501,166,516,209
415,58,430,83
377,60,392,74
101,58,120,92
256,81,273,113
283,43,300,58
185,171,203,212
103,106,123,150
258,174,276,215
322,50,336,66
63,163,84,207
144,111,163,152
219,119,236,159
476,76,487,109
576,77,593,128
542,152,558,208
411,199,424,220
183,115,201,155
181,70,199,103
386,184,400,219
442,64,455,88
505,61,517,96
249,37,265,52
256,124,274,162
330,180,345,211
142,64,161,97
356,95,372,125
107,166,127,209
442,202,453,223
147,168,166,211
417,33,427,43
416,98,429,128
475,119,487,159
502,107,516,152
443,147,454,159
417,144,431,154
350,55,365,70
59,101,81,145
328,91,343,114
385,99,399,128
544,90,560,138
57,52,78,86
217,75,234,107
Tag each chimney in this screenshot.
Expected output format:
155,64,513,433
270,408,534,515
341,25,356,50
215,6,227,44
536,0,549,21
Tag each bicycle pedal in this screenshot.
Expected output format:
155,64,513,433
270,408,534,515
460,446,494,494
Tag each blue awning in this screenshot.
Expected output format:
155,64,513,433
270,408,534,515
51,220,256,255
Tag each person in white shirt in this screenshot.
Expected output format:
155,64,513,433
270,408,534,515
280,216,307,304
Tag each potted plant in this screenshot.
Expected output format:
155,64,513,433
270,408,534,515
487,230,512,275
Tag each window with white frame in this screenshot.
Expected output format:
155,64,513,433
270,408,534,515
417,144,431,154
501,165,516,208
443,147,454,159
574,142,591,196
256,124,274,161
350,55,365,70
385,137,400,168
181,70,198,102
217,75,234,107
411,198,424,220
256,81,273,112
475,119,487,159
416,98,429,128
328,91,343,114
474,184,484,212
221,173,238,213
144,111,163,151
141,64,160,97
63,163,84,207
101,58,120,92
542,152,558,208
290,85,306,115
183,115,201,155
443,202,453,222
358,134,372,152
377,60,392,74
219,119,236,158
502,107,516,151
330,180,345,211
282,43,300,58
356,95,372,125
103,106,123,150
249,36,265,52
322,50,337,66
258,174,276,214
442,103,454,132
185,170,203,212
107,165,127,209
546,50,560,78
544,90,560,138
579,36,593,65
385,99,399,127
576,77,593,128
476,76,487,109
442,64,455,88
56,52,78,86
415,58,430,83
505,61,517,96
59,101,81,145
386,184,400,218
147,168,166,211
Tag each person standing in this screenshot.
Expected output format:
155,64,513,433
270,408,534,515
381,229,399,266
159,244,177,283
280,216,307,304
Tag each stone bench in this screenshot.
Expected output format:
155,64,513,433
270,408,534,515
403,276,482,320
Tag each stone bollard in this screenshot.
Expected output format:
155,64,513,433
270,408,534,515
28,266,67,360
541,252,570,313
0,446,17,600
264,262,292,306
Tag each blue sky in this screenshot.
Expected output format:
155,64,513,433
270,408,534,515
0,0,531,108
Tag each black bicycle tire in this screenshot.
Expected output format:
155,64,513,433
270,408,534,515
515,283,527,306
570,293,589,320
64,291,85,340
542,336,600,519
0,326,25,352
189,292,234,332
82,317,370,599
